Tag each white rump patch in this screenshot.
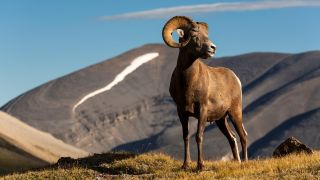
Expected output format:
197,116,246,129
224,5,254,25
72,52,159,113
236,76,242,100
236,76,242,88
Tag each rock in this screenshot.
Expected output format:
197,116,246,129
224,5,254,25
57,157,76,165
273,137,313,157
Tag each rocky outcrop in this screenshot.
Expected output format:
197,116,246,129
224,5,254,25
273,137,313,157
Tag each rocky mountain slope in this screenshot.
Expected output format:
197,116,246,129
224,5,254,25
1,44,320,160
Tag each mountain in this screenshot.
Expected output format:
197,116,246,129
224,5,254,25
1,44,320,161
249,108,320,157
0,111,88,173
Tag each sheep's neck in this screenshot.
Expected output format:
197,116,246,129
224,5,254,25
176,49,200,72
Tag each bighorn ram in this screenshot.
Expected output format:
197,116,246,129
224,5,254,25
162,16,248,170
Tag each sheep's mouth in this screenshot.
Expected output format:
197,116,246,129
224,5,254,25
201,50,215,59
207,50,215,57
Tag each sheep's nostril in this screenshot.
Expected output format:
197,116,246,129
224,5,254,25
211,44,216,50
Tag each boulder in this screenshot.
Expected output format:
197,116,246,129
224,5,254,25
273,137,313,157
57,157,76,165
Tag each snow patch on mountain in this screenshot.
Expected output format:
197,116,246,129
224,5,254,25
72,52,159,113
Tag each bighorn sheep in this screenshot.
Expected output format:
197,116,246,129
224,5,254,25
162,16,248,170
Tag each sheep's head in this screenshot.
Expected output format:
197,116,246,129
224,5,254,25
162,16,216,59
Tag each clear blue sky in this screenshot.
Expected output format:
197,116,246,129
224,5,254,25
0,0,319,106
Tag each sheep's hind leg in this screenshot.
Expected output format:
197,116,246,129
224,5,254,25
178,110,191,169
228,107,248,161
216,116,240,162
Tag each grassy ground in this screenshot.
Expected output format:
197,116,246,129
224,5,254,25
2,151,320,179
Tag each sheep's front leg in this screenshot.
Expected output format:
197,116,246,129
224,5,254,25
178,110,191,169
196,108,207,171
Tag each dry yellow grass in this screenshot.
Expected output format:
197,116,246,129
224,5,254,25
3,151,320,179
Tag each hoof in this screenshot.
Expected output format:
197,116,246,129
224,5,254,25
181,162,190,170
234,158,241,163
196,163,204,171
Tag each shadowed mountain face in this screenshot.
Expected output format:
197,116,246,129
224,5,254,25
249,108,320,158
1,44,320,160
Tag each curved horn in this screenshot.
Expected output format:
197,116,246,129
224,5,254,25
162,16,194,48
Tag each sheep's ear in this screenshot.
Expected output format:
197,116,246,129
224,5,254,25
176,29,184,38
197,22,209,31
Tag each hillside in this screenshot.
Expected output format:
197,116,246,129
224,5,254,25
1,43,320,160
249,108,320,157
3,152,320,179
0,111,88,173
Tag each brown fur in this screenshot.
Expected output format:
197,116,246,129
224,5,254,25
162,16,248,170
